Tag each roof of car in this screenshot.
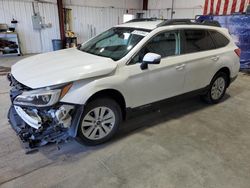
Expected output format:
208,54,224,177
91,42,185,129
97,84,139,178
116,20,164,30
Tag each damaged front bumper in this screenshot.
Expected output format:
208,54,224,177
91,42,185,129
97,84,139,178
8,103,84,149
7,74,84,149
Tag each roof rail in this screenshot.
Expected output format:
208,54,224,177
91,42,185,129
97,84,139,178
157,19,193,27
157,19,221,27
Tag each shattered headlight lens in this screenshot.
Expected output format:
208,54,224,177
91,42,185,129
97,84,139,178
13,84,72,107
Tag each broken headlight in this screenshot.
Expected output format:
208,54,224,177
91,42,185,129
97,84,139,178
13,84,72,107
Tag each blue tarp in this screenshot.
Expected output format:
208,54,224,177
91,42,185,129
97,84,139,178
197,15,250,69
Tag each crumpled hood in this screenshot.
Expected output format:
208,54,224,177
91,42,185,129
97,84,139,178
11,48,117,89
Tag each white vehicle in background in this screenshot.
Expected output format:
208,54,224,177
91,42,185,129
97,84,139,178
8,19,240,149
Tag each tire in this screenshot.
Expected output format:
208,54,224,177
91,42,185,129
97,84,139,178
77,98,122,145
201,72,228,104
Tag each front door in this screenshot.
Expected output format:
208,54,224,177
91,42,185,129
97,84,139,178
123,30,186,108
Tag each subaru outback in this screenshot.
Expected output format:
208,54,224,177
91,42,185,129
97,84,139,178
8,19,240,149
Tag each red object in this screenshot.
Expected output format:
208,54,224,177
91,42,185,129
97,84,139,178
239,0,246,12
203,0,250,15
223,0,229,14
216,0,222,15
210,0,215,14
204,0,209,14
234,48,241,57
231,0,237,13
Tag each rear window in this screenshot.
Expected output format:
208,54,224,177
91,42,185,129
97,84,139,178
209,30,229,48
183,29,216,53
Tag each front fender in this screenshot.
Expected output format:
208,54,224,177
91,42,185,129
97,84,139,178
60,76,129,106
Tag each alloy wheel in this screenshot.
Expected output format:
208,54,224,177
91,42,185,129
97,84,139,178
81,107,116,140
211,77,225,100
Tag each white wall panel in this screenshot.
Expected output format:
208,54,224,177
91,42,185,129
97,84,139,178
0,0,59,54
38,2,60,52
148,0,204,18
0,0,41,53
148,0,204,9
64,0,143,9
1,0,204,54
68,4,202,46
68,5,128,44
148,0,172,9
173,8,202,19
130,9,171,19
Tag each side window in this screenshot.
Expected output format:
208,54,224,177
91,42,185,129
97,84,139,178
130,30,180,64
183,29,216,54
209,30,229,48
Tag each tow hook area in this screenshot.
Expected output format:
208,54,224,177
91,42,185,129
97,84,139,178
53,105,74,128
8,104,76,152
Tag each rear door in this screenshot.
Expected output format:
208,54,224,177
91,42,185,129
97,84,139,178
180,29,219,93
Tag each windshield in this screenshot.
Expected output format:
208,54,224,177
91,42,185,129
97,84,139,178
79,27,150,61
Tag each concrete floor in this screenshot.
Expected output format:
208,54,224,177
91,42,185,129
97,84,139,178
0,55,250,188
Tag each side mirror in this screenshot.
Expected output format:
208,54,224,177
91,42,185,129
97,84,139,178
140,53,161,70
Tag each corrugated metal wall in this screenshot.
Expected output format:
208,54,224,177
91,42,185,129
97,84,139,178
138,8,202,19
67,6,127,43
0,0,59,54
0,0,202,54
0,0,142,54
61,5,200,45
68,6,165,44
138,9,170,19
67,6,175,44
148,0,203,18
38,2,60,53
64,0,143,9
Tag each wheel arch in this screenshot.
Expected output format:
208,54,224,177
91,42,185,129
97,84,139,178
85,89,127,120
214,67,231,87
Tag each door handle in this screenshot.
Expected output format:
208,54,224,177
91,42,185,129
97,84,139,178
176,64,186,70
211,56,219,61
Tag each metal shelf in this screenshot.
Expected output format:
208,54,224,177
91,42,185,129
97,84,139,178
0,32,21,57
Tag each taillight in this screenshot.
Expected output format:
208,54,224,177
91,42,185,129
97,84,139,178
234,48,241,57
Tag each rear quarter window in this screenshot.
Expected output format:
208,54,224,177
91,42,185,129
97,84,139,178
183,29,216,54
209,30,230,48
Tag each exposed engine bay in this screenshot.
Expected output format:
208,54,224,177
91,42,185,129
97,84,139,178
7,74,83,150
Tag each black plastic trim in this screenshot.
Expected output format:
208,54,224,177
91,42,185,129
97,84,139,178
157,19,221,27
230,75,238,85
125,85,209,119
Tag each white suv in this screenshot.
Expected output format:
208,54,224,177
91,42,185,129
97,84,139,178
8,19,240,148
